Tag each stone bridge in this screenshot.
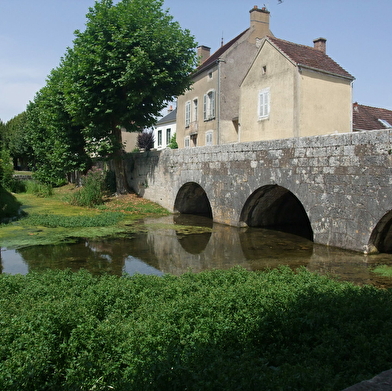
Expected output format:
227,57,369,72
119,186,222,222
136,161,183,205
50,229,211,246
125,129,392,254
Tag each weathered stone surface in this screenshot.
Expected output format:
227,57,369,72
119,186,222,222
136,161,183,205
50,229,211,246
125,129,392,253
342,369,392,391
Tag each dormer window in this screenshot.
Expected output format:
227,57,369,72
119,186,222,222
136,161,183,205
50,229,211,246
378,119,392,128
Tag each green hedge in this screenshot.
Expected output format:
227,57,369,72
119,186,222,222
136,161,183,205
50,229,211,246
0,267,392,390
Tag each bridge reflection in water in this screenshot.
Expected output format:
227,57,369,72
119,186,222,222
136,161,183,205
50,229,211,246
2,215,392,288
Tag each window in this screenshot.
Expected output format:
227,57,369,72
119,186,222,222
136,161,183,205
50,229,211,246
185,101,191,127
203,90,215,121
157,130,162,147
192,98,198,122
258,88,270,120
379,119,392,128
184,136,190,148
166,128,171,146
206,131,213,146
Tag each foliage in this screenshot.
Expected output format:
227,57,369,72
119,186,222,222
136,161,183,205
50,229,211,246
0,185,22,220
167,133,178,149
0,267,392,390
25,67,91,186
137,130,155,151
372,264,392,277
3,112,31,170
59,0,197,193
0,186,168,249
25,180,54,198
69,168,107,207
23,212,123,228
0,149,14,190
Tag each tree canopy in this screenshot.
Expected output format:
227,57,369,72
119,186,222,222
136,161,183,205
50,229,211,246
26,0,197,190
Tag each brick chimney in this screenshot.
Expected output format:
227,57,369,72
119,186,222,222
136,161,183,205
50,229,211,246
249,5,271,44
313,37,327,54
197,45,211,65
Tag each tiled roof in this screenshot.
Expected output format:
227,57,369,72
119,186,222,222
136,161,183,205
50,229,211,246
194,29,249,74
267,36,354,80
156,108,177,125
353,104,392,131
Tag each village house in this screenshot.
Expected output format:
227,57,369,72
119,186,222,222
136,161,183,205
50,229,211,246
176,5,273,148
153,106,176,150
239,36,354,141
176,5,355,148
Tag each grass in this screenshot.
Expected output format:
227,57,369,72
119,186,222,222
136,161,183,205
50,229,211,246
0,185,169,249
1,266,392,390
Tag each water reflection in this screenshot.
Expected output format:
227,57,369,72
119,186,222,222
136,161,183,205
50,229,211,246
2,215,392,288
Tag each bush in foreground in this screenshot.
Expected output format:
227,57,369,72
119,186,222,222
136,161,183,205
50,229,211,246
1,267,392,391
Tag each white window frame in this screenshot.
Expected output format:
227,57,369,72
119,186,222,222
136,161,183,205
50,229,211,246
185,100,191,127
205,130,213,146
157,129,162,147
258,87,270,120
192,98,198,122
203,90,215,121
166,128,171,146
184,136,190,148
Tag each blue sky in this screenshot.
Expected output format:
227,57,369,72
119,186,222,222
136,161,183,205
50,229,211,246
1,0,391,123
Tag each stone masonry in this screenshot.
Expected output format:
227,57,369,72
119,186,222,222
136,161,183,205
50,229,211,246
125,129,392,253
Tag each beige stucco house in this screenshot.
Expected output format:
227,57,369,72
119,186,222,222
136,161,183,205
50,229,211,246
176,6,273,148
239,36,355,141
176,5,355,148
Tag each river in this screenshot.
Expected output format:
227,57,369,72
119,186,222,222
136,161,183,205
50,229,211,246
2,214,392,288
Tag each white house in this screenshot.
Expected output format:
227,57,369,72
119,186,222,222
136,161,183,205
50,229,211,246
153,107,177,150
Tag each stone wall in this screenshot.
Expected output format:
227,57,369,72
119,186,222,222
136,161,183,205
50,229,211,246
125,129,392,253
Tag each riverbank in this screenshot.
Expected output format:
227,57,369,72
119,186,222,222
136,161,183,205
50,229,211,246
0,185,170,249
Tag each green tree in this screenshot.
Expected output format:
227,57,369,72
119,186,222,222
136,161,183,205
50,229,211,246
0,119,5,181
62,0,197,193
26,66,91,186
4,112,31,170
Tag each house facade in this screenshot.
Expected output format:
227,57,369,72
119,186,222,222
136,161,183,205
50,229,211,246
176,6,273,148
239,36,354,141
153,107,176,150
176,5,355,148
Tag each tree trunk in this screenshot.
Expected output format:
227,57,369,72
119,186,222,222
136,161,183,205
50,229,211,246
112,126,129,194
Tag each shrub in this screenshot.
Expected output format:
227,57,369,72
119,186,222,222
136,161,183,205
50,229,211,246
69,168,106,207
1,267,392,390
137,130,155,151
167,133,178,149
25,180,53,198
0,185,22,221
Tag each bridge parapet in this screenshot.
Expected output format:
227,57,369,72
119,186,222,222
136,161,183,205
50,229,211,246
126,130,392,253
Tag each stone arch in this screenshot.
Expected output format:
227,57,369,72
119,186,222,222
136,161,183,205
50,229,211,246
174,182,213,218
239,184,313,240
368,210,392,253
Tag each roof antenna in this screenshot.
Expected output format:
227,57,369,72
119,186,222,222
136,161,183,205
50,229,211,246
221,31,224,47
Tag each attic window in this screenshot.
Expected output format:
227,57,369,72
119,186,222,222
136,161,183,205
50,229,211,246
262,66,267,74
208,72,213,79
378,119,392,128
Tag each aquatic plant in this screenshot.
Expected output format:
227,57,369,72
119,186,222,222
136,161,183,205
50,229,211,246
0,267,392,390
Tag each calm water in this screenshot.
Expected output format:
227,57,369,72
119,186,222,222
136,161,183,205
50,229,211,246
2,214,392,288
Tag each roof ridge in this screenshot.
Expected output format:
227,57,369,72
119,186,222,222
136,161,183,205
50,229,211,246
267,35,354,80
194,28,249,73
